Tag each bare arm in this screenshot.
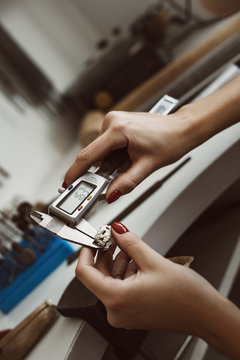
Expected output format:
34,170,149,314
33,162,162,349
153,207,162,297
169,73,240,153
64,75,240,201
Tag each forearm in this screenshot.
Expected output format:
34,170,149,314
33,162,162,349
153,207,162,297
64,76,239,193
170,74,240,154
199,294,240,359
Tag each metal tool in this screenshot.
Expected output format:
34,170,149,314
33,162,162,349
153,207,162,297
31,95,182,250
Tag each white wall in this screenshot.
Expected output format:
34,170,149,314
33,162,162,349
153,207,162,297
0,95,80,208
0,0,157,91
0,0,157,209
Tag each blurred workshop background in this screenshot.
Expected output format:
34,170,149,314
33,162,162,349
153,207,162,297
0,1,239,359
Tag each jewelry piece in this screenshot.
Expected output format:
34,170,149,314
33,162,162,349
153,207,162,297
94,225,113,250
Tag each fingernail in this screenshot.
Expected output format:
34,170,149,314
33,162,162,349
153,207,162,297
62,181,67,189
0,329,12,339
107,190,122,204
111,221,129,234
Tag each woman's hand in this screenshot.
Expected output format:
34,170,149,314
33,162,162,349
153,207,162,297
76,222,240,359
64,75,240,203
64,111,188,202
76,222,219,332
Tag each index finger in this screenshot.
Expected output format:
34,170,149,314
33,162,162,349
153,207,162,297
75,246,118,300
64,131,126,186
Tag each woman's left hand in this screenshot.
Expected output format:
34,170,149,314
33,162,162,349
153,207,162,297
75,222,223,333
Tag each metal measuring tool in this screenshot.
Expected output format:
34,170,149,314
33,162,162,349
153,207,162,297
31,95,184,250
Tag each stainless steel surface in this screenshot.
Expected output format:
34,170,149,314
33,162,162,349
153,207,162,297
49,172,109,227
149,94,179,114
30,211,100,248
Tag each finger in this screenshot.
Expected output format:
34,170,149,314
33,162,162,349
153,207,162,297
95,251,113,276
111,222,164,270
117,158,131,173
64,131,127,186
78,246,96,266
95,241,117,275
94,152,130,172
123,260,138,279
76,246,115,298
106,157,153,199
112,250,131,279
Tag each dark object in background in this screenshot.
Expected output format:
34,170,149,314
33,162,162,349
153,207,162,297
228,268,240,308
131,7,170,44
0,166,10,179
0,24,54,107
61,2,213,119
62,6,172,118
16,202,32,216
57,277,148,360
62,36,169,117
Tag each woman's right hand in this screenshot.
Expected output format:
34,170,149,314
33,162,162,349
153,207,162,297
63,75,240,203
64,110,189,202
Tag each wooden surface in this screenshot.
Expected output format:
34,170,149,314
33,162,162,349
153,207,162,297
113,14,240,111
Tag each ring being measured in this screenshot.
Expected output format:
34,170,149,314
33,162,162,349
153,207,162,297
94,224,113,250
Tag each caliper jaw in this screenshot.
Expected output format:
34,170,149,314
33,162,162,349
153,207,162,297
30,211,101,248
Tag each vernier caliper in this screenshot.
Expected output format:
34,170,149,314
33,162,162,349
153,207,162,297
30,95,179,250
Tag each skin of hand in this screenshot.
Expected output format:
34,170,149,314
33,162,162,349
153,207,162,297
64,111,188,199
76,223,240,360
63,76,240,202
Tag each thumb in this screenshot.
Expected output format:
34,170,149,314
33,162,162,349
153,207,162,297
111,222,162,270
64,131,125,186
106,158,153,203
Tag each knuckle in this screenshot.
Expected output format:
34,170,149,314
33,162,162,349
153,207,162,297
104,111,125,132
104,111,119,124
107,312,124,328
121,176,138,193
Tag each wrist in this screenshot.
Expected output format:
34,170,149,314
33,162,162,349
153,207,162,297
167,105,209,156
196,293,240,359
169,76,240,155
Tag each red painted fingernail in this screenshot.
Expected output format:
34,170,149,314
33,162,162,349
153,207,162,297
62,181,67,189
111,221,129,234
0,329,12,339
107,190,122,204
